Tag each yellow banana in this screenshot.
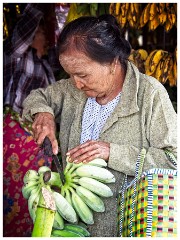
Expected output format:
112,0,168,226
165,17,173,32
139,3,151,28
161,54,174,84
145,50,167,75
119,15,127,28
158,11,167,25
137,49,148,61
168,9,176,26
149,3,158,21
149,15,160,31
121,3,126,17
109,3,115,15
115,3,121,16
125,3,130,13
154,58,166,81
158,3,165,14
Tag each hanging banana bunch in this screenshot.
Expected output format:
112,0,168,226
144,49,177,86
139,3,177,31
110,3,177,31
129,48,177,87
109,3,142,28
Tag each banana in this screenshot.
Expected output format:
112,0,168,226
64,156,73,174
154,58,166,81
149,3,158,21
161,54,174,84
72,165,115,182
32,186,56,237
70,187,94,225
22,180,40,199
51,229,84,237
63,223,90,237
64,188,73,206
115,3,121,16
158,3,165,14
139,3,151,28
149,15,160,31
87,158,107,167
145,50,167,75
119,15,127,28
109,3,115,15
53,191,78,223
23,169,39,184
99,176,116,183
165,17,173,32
76,186,105,213
28,186,41,222
53,211,64,230
137,49,148,61
38,166,51,175
168,7,176,26
158,11,167,25
73,177,113,197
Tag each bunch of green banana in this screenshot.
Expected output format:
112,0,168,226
22,157,115,236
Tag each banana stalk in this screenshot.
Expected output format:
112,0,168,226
32,186,56,237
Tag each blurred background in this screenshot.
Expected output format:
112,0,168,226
3,3,177,111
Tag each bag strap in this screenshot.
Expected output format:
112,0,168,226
129,148,146,236
164,149,177,168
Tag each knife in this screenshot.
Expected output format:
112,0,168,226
42,136,65,184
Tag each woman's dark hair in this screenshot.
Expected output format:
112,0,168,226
58,14,131,69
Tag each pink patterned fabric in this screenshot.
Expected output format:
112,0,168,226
3,113,52,237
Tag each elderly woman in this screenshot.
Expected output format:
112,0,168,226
22,14,177,237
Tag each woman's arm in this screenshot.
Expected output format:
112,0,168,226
108,86,177,175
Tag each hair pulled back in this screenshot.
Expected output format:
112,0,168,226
58,14,131,69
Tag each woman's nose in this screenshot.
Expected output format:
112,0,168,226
73,77,85,89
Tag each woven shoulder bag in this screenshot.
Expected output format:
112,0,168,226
117,148,177,237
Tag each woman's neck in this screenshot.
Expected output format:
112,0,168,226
96,65,125,105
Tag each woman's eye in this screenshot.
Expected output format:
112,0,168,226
79,75,87,78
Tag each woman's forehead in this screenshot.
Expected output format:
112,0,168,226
59,52,93,68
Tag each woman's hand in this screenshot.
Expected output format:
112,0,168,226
67,140,110,163
32,112,58,155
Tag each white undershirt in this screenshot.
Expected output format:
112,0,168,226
80,92,121,144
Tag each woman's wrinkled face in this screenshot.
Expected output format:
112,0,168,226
59,51,115,99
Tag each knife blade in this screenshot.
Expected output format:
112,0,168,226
42,136,65,184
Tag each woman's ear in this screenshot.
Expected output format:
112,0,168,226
110,58,118,75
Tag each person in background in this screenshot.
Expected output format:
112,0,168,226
22,14,177,237
3,3,60,237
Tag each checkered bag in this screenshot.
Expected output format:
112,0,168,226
117,148,177,237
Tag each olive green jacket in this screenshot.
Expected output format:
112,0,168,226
22,61,177,237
